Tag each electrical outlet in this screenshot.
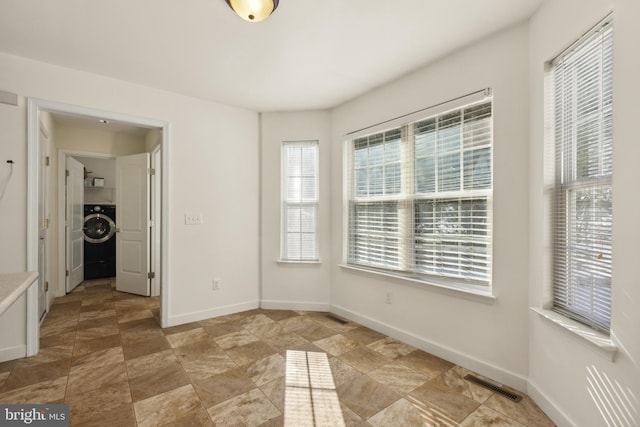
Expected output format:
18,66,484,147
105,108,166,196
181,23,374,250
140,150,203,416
385,292,392,304
212,278,221,290
185,212,203,225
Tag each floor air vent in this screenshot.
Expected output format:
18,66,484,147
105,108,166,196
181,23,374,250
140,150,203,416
326,314,348,325
464,374,523,402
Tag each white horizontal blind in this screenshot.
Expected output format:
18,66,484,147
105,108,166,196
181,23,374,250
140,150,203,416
282,141,319,261
347,95,493,288
551,16,613,332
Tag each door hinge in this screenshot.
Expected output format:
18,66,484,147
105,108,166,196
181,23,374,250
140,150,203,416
148,168,155,176
44,281,49,292
44,218,49,229
45,156,50,166
148,272,155,279
65,169,69,177
65,270,69,277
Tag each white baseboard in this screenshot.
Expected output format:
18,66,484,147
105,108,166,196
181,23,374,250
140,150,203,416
260,299,330,312
165,300,260,327
331,304,528,392
0,344,26,363
527,380,575,427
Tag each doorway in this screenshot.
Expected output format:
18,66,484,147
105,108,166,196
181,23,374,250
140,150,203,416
55,126,163,299
27,99,170,357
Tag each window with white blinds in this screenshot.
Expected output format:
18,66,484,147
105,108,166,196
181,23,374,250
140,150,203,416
346,92,493,291
551,16,613,333
281,141,319,261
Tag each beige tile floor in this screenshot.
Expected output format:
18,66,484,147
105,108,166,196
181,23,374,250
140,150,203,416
0,279,556,426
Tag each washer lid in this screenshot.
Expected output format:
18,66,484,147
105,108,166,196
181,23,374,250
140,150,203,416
84,213,116,243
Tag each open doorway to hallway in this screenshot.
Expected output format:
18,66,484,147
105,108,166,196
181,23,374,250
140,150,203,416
52,116,162,303
27,98,170,357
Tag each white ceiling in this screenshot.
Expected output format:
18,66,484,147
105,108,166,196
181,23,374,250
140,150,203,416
0,0,545,112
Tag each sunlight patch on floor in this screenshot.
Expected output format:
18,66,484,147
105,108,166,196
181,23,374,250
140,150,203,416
284,350,345,427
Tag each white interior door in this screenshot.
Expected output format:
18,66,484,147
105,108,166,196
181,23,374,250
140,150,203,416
38,127,48,319
116,153,150,296
66,156,84,293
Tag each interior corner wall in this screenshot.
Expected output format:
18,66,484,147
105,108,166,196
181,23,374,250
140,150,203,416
260,111,331,311
528,1,640,426
329,23,531,390
0,52,260,328
145,128,162,153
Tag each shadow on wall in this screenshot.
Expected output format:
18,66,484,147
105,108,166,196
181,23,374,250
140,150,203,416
587,365,638,427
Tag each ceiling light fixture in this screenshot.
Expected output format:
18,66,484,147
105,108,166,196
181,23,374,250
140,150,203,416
99,119,110,124
225,0,279,22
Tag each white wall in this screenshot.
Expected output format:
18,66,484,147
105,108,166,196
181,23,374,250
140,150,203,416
528,1,640,426
0,52,260,328
74,157,116,205
260,111,332,310
329,24,531,390
0,299,27,361
55,126,146,155
145,128,162,153
0,100,28,273
1,7,637,423
0,97,29,360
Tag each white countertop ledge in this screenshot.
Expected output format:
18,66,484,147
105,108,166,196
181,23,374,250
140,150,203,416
0,272,39,316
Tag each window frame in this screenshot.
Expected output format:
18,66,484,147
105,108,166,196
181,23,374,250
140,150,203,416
549,15,613,334
343,90,494,295
280,140,320,262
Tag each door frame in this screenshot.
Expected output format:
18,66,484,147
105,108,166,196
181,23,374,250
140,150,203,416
150,144,161,297
27,99,171,349
38,122,49,321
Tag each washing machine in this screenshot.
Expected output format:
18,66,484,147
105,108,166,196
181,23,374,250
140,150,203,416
83,205,116,280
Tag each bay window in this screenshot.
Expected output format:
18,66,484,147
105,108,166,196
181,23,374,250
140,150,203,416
345,90,493,292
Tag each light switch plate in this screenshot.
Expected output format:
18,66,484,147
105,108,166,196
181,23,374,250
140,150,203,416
185,212,203,225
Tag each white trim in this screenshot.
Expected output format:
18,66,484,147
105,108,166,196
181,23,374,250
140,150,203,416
339,264,495,303
160,123,170,328
260,300,331,312
280,140,320,262
151,144,162,297
528,380,577,427
166,300,260,327
530,307,617,358
276,260,322,265
331,303,528,392
26,101,40,357
0,345,27,363
56,150,65,297
343,95,494,295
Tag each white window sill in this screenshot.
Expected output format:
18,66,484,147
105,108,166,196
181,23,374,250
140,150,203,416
339,264,495,303
530,307,618,359
277,259,321,265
